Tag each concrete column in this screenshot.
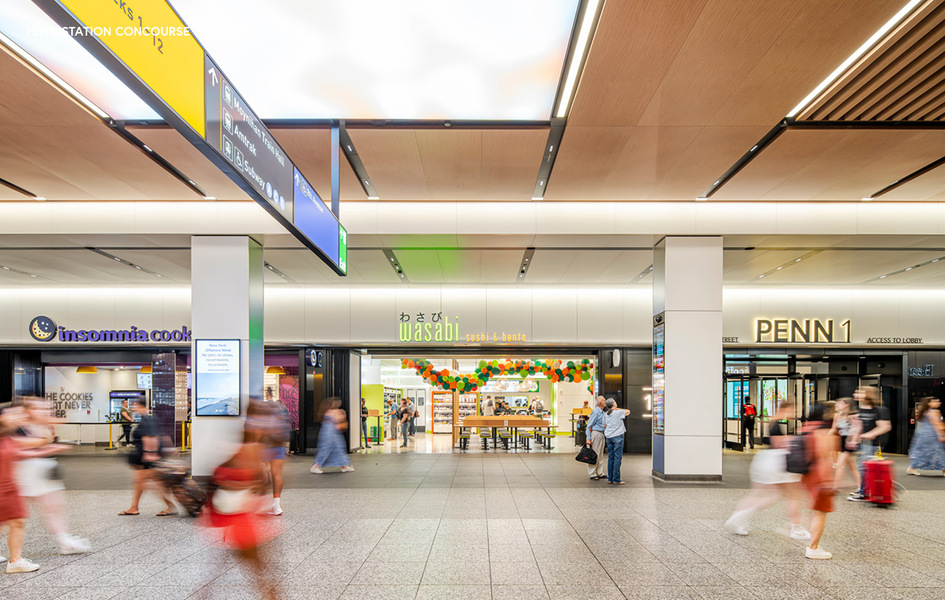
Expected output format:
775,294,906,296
652,236,722,481
190,236,264,476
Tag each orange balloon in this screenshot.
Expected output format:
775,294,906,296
551,374,559,382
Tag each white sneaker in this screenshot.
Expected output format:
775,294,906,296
266,507,284,516
310,465,323,474
724,515,749,536
6,558,40,573
341,465,354,473
790,526,811,541
805,547,832,560
59,536,91,555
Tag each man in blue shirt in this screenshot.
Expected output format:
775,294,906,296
585,396,607,480
603,399,630,485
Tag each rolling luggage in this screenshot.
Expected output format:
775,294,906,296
154,459,207,517
864,459,895,506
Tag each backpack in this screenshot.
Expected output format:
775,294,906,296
785,433,811,475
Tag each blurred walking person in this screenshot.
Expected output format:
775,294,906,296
585,396,607,480
725,401,809,540
0,405,39,573
830,398,861,492
258,401,290,515
602,399,629,485
202,400,279,600
907,396,945,475
742,397,757,449
119,398,176,516
310,398,353,474
848,386,891,502
802,403,838,559
14,397,90,554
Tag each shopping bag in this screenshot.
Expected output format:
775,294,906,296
575,445,598,464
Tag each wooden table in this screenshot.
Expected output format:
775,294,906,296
457,416,552,449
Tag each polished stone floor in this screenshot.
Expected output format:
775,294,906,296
3,451,944,599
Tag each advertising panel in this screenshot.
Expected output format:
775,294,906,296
194,339,240,416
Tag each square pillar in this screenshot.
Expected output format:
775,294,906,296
652,236,723,481
190,236,264,476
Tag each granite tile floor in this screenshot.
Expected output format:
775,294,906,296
2,451,944,599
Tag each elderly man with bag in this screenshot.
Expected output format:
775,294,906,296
584,396,607,481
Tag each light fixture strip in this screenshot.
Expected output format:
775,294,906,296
555,0,603,119
263,261,294,282
516,248,536,283
0,264,39,278
865,254,945,283
632,264,654,282
86,248,166,279
339,125,379,200
786,0,924,118
750,250,823,283
383,249,409,282
532,118,566,200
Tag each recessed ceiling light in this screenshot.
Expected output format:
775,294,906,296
880,275,887,279
905,267,913,271
933,259,941,263
795,258,802,262
776,267,782,270
203,195,216,200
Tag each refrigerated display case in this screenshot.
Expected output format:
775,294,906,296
457,393,478,422
431,391,453,434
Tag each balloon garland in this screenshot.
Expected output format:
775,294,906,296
400,358,594,392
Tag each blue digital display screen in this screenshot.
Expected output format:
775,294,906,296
292,167,340,267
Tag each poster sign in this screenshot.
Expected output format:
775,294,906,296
195,339,240,416
652,321,665,435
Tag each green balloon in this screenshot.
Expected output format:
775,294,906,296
581,371,590,381
478,360,486,369
520,371,528,379
567,361,575,369
582,358,589,365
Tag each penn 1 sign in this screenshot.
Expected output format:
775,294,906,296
28,316,191,343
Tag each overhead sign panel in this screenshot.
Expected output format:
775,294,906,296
205,56,293,222
54,0,205,136
34,0,346,275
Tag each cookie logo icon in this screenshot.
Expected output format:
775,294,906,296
29,316,56,342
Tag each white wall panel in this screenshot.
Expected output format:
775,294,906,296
486,288,532,340
305,288,351,343
532,288,576,343
441,288,487,339
265,288,305,343
577,288,624,343
664,311,722,437
350,290,395,342
0,290,22,343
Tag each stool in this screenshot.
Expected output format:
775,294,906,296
479,428,492,449
518,430,535,450
538,431,555,450
458,429,471,450
497,428,512,450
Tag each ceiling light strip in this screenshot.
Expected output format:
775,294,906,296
516,248,535,283
0,31,109,121
748,250,823,284
554,0,604,119
787,0,926,119
85,248,166,279
111,124,208,199
0,264,40,278
0,176,41,200
383,249,409,283
864,254,945,283
632,264,654,283
263,261,295,283
339,125,379,199
870,153,945,199
699,120,789,199
531,119,566,200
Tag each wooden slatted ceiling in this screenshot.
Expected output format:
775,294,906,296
549,0,905,200
712,129,945,201
270,129,365,201
801,0,945,121
0,51,201,201
347,128,548,200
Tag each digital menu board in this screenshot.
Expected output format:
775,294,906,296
652,322,665,435
194,339,240,417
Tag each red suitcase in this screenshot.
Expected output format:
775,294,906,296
864,459,895,506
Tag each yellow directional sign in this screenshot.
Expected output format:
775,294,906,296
57,0,205,136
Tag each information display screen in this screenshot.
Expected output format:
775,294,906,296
652,322,665,435
136,372,152,390
194,339,240,417
293,167,339,265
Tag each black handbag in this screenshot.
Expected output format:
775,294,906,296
575,444,598,465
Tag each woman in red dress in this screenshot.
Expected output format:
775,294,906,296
0,405,39,573
802,402,839,560
201,401,278,599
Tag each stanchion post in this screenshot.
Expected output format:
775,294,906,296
108,422,113,450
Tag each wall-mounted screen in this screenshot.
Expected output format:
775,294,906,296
195,339,241,417
652,323,665,435
136,372,152,390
